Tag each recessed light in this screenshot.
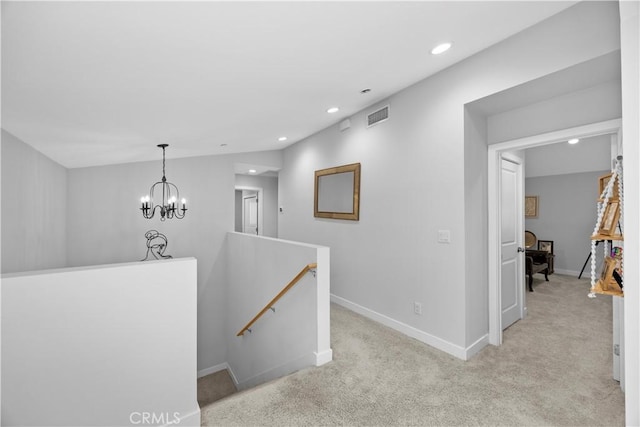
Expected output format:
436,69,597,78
431,42,452,55
568,138,580,145
278,136,287,142
248,169,257,174
327,107,340,114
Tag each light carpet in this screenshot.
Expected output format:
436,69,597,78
201,274,624,426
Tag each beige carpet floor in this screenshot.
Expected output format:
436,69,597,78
200,274,625,426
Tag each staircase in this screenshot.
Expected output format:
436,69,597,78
197,370,237,407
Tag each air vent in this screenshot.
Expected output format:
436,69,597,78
367,105,389,127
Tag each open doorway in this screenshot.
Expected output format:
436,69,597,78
488,119,624,386
235,188,261,235
488,119,621,341
234,163,279,238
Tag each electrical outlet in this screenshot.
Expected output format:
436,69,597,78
414,301,422,315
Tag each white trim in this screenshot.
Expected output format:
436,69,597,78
553,269,581,277
197,362,230,379
488,119,622,346
488,147,501,345
314,349,333,366
331,294,487,361
198,362,240,389
465,334,490,360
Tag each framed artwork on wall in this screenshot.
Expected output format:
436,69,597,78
525,196,538,218
538,240,554,254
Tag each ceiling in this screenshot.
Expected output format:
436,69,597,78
2,1,578,169
525,134,613,178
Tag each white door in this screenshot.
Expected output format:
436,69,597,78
500,155,525,329
243,195,258,235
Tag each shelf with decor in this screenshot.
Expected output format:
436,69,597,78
589,156,624,298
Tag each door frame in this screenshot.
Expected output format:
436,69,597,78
235,186,264,236
488,118,621,345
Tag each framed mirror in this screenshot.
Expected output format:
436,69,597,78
314,163,361,221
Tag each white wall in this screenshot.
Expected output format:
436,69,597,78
278,1,621,357
487,80,621,143
225,232,330,389
1,130,67,273
65,150,282,373
235,174,278,238
525,170,609,275
620,1,640,423
1,258,199,427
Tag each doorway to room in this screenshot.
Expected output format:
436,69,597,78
488,119,622,343
235,187,263,236
234,163,280,238
488,119,624,389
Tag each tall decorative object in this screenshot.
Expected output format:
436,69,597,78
140,144,187,221
141,230,173,261
589,156,624,298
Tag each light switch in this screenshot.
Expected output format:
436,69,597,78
438,230,451,243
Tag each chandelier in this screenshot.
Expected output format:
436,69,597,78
140,144,187,221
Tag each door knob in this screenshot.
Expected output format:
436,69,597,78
517,247,525,253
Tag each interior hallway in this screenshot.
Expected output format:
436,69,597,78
200,274,623,426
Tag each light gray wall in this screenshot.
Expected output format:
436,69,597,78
279,1,620,353
525,170,609,275
226,232,330,390
1,258,199,426
66,150,282,372
235,174,278,238
1,130,67,273
487,80,622,143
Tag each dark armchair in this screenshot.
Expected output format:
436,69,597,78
525,249,550,292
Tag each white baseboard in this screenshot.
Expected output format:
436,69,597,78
465,334,489,359
197,362,230,379
331,294,485,361
314,349,333,366
553,269,580,277
199,351,331,391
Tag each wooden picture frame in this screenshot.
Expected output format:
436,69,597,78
314,163,361,221
525,196,538,218
538,240,554,254
598,172,619,200
598,200,620,236
599,256,617,291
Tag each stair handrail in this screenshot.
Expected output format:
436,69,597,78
236,263,318,337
